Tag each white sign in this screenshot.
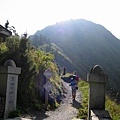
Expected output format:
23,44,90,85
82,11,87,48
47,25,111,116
43,69,53,79
43,81,53,93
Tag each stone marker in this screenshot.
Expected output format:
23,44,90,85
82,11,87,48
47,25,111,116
0,60,21,119
87,65,108,120
91,110,112,120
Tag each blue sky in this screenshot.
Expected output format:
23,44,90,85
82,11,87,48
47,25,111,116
0,0,120,38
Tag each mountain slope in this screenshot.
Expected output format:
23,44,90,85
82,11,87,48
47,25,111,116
30,19,120,96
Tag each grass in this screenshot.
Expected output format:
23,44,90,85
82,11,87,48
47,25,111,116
106,96,120,120
77,80,120,120
77,80,88,119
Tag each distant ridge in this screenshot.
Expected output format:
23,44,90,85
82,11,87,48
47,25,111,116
30,19,120,99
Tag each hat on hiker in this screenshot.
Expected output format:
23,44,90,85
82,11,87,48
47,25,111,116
71,75,76,80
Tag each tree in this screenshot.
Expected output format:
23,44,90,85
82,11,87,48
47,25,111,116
4,20,19,36
0,36,55,110
5,20,9,29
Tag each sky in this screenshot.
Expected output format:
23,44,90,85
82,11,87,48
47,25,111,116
0,0,120,38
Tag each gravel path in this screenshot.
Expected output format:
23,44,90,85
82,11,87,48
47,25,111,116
35,79,82,120
20,78,82,120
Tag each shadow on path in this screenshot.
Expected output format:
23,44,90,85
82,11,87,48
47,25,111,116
72,100,82,109
22,110,49,120
35,111,48,120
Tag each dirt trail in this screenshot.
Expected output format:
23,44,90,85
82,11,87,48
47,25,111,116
21,77,82,120
35,78,82,120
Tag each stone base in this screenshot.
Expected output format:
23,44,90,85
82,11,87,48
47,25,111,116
91,110,112,120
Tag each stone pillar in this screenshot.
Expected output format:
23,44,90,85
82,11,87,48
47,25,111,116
0,60,21,119
87,65,108,120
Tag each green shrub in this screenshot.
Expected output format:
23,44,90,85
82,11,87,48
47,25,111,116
8,109,20,118
34,103,42,110
48,100,60,110
77,108,87,119
106,96,120,120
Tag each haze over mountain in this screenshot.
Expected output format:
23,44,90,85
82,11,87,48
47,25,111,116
29,19,120,97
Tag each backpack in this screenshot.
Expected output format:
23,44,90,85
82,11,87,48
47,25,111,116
69,80,77,89
75,76,79,82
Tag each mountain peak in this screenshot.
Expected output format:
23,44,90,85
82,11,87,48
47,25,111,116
30,19,120,95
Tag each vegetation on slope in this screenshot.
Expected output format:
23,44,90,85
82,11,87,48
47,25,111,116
29,35,74,72
0,36,63,115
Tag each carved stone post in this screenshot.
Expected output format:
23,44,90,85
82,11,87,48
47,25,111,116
87,65,108,120
0,60,21,119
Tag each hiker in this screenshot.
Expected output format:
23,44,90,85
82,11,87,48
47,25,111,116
63,67,67,75
73,71,80,85
69,75,78,100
